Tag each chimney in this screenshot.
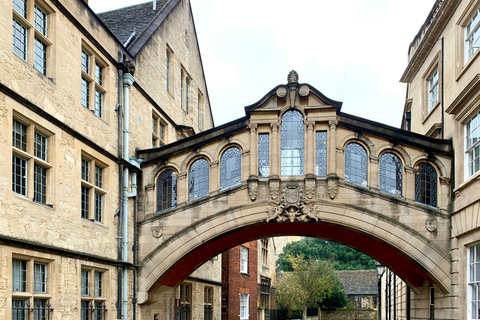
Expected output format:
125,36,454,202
153,0,156,11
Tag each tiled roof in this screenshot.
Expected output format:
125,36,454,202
97,0,169,47
337,270,378,295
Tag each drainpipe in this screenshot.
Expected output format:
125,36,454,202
117,51,124,320
122,72,135,320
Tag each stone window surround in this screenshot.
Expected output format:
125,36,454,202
80,152,107,223
421,51,442,123
11,254,54,319
80,42,107,119
12,113,53,206
152,110,167,148
80,266,108,320
11,0,53,77
456,1,480,79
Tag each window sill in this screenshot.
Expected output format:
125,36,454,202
454,170,480,194
240,272,250,276
456,49,480,82
422,101,441,124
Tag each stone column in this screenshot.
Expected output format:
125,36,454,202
369,156,379,189
328,120,338,175
305,121,315,175
248,122,258,177
404,166,415,200
177,172,187,204
270,122,280,177
210,160,219,192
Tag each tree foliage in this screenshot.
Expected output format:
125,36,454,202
276,238,377,272
276,255,347,317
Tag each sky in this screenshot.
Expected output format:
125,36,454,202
89,0,435,128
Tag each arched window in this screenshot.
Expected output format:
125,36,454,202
188,158,209,201
281,110,304,176
415,163,437,207
156,169,177,212
380,152,402,196
220,147,241,189
345,143,368,187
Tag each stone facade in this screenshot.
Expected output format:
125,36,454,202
0,0,216,319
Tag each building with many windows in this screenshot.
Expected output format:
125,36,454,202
1,0,216,319
380,0,480,319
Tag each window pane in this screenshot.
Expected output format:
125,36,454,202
33,298,48,320
81,50,90,74
12,19,27,60
345,143,368,186
380,153,402,196
12,299,27,320
34,37,47,75
188,158,209,201
34,4,48,36
34,132,48,161
94,271,102,297
415,163,437,207
281,110,304,176
82,158,90,181
157,170,177,212
13,119,27,151
95,166,103,188
13,0,27,17
220,147,241,189
34,164,47,204
12,259,26,292
258,133,269,177
315,131,327,176
12,155,27,196
81,186,90,219
34,263,47,293
81,78,90,108
94,89,103,118
81,269,90,296
95,63,103,85
94,192,103,223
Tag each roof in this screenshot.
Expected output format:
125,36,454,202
337,270,378,295
97,0,169,47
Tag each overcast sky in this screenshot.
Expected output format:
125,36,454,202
90,0,435,128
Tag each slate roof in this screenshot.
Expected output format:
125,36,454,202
97,0,169,47
337,270,378,295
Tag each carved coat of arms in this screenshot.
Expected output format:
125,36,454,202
266,184,319,223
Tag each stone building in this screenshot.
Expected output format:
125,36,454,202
0,0,216,319
376,0,480,319
337,270,378,310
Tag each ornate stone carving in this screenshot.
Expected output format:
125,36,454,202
266,184,319,223
270,122,280,133
425,219,438,232
328,120,338,130
248,122,258,133
298,85,310,97
304,179,316,200
439,176,450,185
276,86,288,98
248,179,258,201
152,226,163,238
259,185,269,200
327,174,339,199
305,121,315,131
317,182,327,199
287,70,299,83
270,186,280,200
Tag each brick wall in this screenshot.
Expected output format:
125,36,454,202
222,241,258,320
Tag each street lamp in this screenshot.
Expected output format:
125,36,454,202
376,263,385,320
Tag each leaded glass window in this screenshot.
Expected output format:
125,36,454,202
258,133,269,177
34,132,48,161
345,143,368,187
281,110,304,176
34,164,47,204
415,163,437,207
380,152,402,196
315,131,327,176
34,37,47,75
157,170,177,212
13,120,27,151
188,158,209,201
12,155,27,196
220,147,241,189
12,18,27,60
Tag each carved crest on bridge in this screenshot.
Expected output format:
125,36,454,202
266,183,319,223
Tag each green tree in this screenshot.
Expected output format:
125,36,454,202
276,238,377,272
276,255,347,319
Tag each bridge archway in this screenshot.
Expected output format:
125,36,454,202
138,190,450,304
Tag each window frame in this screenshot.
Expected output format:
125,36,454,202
315,131,327,176
80,154,107,222
12,117,52,205
465,109,480,179
258,133,270,178
152,111,167,148
379,152,403,197
414,162,438,207
220,147,242,189
240,246,248,274
80,45,107,119
80,267,108,320
188,158,210,201
156,169,178,212
240,293,250,320
280,110,305,176
344,142,368,187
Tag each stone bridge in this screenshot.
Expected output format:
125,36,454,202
135,73,453,314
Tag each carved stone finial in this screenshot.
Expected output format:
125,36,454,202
288,70,298,83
